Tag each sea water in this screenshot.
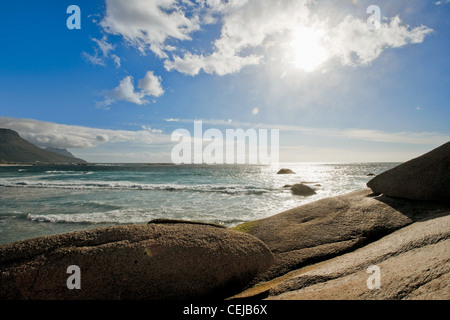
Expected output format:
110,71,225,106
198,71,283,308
0,163,398,244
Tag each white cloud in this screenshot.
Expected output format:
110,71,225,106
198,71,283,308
100,72,164,107
111,54,121,68
81,51,106,67
95,134,110,142
165,118,180,122
96,0,433,77
92,37,115,56
0,117,165,149
100,0,200,58
138,71,165,98
166,0,311,75
164,51,262,76
163,0,433,75
82,36,120,68
164,52,204,76
95,98,115,111
141,125,163,135
327,15,433,66
109,76,147,105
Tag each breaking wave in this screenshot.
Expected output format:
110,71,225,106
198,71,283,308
0,180,275,195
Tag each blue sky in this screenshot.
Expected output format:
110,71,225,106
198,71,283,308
0,0,449,163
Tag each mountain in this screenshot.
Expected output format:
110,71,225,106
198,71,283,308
44,147,76,159
0,129,87,164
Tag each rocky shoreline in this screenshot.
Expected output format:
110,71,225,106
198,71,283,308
266,213,450,300
0,142,449,300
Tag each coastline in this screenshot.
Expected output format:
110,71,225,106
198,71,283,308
0,143,449,300
1,186,448,300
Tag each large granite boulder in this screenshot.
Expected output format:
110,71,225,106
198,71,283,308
266,213,450,300
233,189,450,282
367,142,450,202
0,222,274,300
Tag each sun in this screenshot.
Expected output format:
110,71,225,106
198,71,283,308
290,26,329,72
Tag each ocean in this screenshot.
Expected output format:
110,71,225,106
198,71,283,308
0,162,398,245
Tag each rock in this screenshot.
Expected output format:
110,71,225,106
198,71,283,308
367,142,450,201
277,169,296,174
266,214,450,300
283,185,293,188
0,222,274,300
290,184,316,196
232,189,450,282
366,173,375,177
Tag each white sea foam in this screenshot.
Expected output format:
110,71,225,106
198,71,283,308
27,209,151,224
0,179,276,195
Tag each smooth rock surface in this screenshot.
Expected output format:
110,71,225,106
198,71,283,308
267,214,450,300
233,189,450,282
0,223,274,300
367,142,450,201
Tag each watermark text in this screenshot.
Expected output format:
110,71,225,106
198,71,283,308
171,121,279,165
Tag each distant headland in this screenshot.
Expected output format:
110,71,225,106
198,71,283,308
0,128,87,165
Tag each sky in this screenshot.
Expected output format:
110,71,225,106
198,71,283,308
0,0,449,163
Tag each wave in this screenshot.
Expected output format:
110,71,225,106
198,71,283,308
0,180,275,195
26,211,250,227
44,170,94,175
26,211,137,225
27,213,125,225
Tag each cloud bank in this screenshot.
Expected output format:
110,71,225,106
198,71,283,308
1,116,447,163
0,117,166,149
165,117,450,146
97,0,433,76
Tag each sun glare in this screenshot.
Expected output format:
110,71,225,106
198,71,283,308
290,26,329,72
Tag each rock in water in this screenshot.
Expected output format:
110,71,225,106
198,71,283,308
277,169,296,174
291,184,316,196
367,142,450,201
0,223,274,300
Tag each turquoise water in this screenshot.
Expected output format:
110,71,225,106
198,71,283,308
0,163,398,244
